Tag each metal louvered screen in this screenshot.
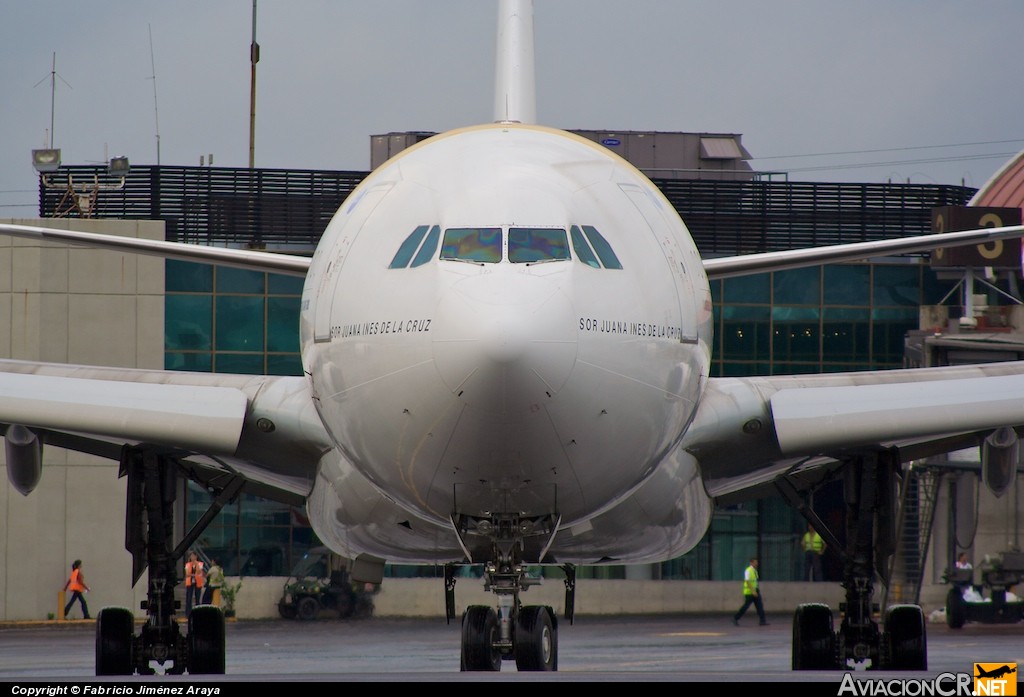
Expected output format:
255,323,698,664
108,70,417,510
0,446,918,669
39,165,975,255
654,178,976,255
38,165,366,248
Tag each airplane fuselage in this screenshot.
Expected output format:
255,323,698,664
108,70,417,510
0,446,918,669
301,123,714,564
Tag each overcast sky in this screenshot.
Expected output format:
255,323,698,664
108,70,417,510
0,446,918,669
2,1,1023,217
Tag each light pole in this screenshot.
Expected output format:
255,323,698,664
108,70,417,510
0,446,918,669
249,0,259,169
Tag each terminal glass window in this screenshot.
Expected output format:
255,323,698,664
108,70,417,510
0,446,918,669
772,306,821,362
773,267,820,305
872,307,919,365
873,264,920,306
712,262,927,376
267,297,301,353
217,267,265,294
822,307,870,364
165,295,212,352
167,260,212,293
722,273,769,304
721,305,770,364
166,261,303,375
824,266,870,306
216,296,264,352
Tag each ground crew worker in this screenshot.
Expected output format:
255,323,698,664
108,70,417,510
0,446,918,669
63,559,91,620
801,523,826,581
184,551,205,616
732,557,768,626
203,558,224,606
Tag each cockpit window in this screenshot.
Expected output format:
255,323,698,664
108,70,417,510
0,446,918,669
508,228,570,263
440,227,502,263
410,225,440,267
399,225,605,266
581,225,623,269
570,226,601,269
389,225,429,269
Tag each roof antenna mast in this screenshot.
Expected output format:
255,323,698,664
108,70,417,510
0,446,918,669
493,0,536,125
148,25,161,165
34,52,72,148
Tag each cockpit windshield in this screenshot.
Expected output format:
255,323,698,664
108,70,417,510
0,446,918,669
440,227,502,263
508,228,570,263
392,224,618,267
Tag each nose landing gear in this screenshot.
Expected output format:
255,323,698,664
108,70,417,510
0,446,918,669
448,509,573,672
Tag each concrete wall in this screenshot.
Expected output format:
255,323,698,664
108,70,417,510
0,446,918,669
0,218,164,621
228,576,959,620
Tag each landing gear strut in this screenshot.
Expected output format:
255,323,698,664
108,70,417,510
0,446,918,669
448,509,572,672
95,447,239,675
780,447,927,671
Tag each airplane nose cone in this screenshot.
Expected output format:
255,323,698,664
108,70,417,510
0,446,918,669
479,306,530,364
432,271,577,419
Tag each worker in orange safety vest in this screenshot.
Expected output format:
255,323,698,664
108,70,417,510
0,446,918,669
63,559,91,620
184,551,205,617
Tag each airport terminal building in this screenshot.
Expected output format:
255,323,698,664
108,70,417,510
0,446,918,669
2,131,1023,620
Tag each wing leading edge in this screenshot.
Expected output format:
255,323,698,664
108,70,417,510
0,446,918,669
703,223,1024,279
771,372,1024,455
0,360,332,502
685,361,1024,500
0,222,311,277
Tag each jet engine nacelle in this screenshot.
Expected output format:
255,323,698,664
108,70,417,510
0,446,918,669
4,425,42,496
981,426,1019,498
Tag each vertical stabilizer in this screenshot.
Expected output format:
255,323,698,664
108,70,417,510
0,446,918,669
493,0,536,124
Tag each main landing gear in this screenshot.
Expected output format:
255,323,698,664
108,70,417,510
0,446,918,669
779,447,927,671
95,447,240,676
448,509,574,672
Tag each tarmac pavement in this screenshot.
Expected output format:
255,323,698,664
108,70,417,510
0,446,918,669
0,613,1021,684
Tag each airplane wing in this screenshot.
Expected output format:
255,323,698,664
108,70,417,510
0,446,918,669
686,361,1024,501
702,223,1024,279
688,221,1024,500
0,359,332,504
0,222,311,277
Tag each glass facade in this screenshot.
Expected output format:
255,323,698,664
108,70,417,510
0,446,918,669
168,260,312,576
711,261,956,377
165,260,303,375
169,257,958,582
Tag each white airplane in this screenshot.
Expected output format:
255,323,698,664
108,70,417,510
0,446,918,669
3,0,1024,676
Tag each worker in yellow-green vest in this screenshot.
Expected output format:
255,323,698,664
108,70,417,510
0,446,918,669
801,523,826,582
732,557,768,626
